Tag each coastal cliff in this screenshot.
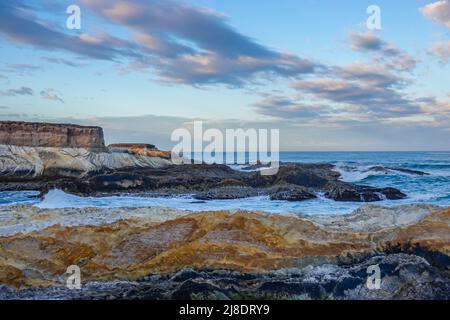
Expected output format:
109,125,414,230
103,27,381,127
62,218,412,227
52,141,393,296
0,145,171,180
0,121,106,151
0,121,407,202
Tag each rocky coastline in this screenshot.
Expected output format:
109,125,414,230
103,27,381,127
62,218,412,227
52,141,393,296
0,121,412,203
0,121,448,300
0,204,448,300
0,145,408,203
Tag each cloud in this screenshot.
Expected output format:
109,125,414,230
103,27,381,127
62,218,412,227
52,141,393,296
0,106,9,109
292,78,422,118
1,113,448,151
348,31,384,51
284,59,425,120
334,63,406,87
0,2,142,61
40,88,64,103
429,41,450,64
0,0,318,86
7,64,41,71
41,57,85,67
253,30,425,123
1,63,42,77
418,1,450,66
0,86,34,96
348,32,417,71
420,0,450,28
81,0,319,86
253,95,331,119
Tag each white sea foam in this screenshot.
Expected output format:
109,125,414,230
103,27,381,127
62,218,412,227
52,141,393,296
35,189,360,215
2,151,450,216
334,164,386,182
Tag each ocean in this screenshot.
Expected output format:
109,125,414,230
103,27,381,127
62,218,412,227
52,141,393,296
1,151,449,215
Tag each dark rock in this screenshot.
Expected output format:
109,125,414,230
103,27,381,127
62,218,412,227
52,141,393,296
367,166,430,176
1,253,448,300
194,186,260,200
387,167,430,176
240,161,272,171
170,269,203,282
1,160,407,203
269,185,316,201
171,280,229,300
325,182,406,202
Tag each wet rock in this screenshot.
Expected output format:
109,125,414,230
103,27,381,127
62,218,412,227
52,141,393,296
1,253,448,300
269,185,316,201
240,161,272,171
368,165,430,176
171,280,229,300
325,182,406,202
194,186,260,200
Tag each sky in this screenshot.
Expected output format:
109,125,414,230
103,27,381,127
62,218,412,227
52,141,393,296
0,0,449,151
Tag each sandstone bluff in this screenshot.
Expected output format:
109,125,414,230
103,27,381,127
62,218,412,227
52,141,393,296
0,121,106,151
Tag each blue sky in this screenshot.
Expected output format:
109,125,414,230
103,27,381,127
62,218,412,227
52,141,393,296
0,0,449,150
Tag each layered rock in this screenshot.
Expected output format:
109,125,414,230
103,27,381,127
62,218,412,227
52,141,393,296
1,253,448,300
0,121,106,151
108,143,171,159
0,145,171,182
0,204,448,299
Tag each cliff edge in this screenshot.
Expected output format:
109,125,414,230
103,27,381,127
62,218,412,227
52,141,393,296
0,121,106,151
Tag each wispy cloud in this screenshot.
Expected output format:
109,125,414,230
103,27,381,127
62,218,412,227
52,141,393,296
82,0,320,86
0,2,142,61
41,57,85,67
420,0,450,28
348,31,417,71
0,1,319,87
0,86,34,96
429,41,450,65
420,1,450,65
253,95,332,119
40,88,64,103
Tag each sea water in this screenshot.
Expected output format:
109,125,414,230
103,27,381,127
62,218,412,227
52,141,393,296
1,152,449,215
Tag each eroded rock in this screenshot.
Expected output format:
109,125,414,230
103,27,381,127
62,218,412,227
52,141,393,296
0,205,447,288
0,121,106,151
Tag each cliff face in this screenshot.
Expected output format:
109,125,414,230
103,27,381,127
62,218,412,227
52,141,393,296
0,145,171,180
0,121,106,151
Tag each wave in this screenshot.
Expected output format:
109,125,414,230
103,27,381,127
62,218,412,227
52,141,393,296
333,164,438,182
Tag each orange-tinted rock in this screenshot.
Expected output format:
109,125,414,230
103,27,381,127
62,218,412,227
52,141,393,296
0,121,106,151
0,206,448,288
109,143,171,159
